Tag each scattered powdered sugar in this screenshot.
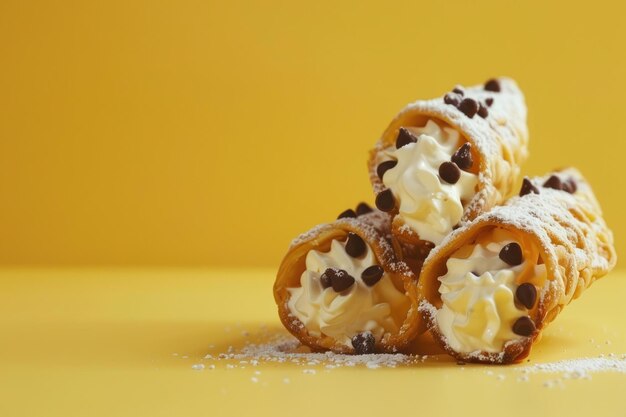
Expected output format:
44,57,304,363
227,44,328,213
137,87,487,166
518,356,626,380
202,333,426,370
542,379,564,388
194,326,626,389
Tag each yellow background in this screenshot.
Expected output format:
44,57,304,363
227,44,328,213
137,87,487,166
1,0,624,267
2,3,625,416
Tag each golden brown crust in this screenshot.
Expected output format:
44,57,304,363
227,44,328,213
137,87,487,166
273,212,424,354
417,168,616,363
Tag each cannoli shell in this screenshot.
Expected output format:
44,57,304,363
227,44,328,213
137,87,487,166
274,211,425,353
417,168,616,363
368,77,528,257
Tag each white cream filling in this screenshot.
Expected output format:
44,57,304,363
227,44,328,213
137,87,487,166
436,230,547,353
287,239,409,347
381,120,478,245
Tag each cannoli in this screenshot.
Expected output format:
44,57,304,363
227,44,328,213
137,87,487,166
274,209,423,354
368,77,528,259
417,168,616,363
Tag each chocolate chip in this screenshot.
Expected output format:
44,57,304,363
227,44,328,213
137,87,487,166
376,160,397,180
395,127,418,149
337,209,357,219
444,93,461,107
543,175,562,190
512,316,536,336
452,87,464,96
345,232,366,258
519,177,539,197
351,332,375,354
484,79,501,92
330,269,355,292
361,265,384,286
478,103,489,118
561,181,573,193
561,177,577,194
451,143,473,171
459,98,479,118
485,97,494,107
356,202,373,216
375,189,395,212
516,283,537,309
320,269,333,289
499,242,524,266
568,178,578,193
439,161,461,184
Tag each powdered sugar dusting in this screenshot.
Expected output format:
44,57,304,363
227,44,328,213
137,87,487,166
191,325,626,390
287,211,406,274
211,334,426,369
518,355,626,381
194,324,436,373
289,211,391,250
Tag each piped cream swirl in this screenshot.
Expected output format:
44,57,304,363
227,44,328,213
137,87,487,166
381,120,478,244
436,229,547,353
287,239,409,347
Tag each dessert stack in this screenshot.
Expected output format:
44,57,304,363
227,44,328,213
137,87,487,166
273,78,616,364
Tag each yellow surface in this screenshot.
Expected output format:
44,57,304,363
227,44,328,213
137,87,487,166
1,267,625,417
0,1,624,267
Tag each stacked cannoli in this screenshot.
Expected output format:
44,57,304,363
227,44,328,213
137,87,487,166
274,78,616,363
